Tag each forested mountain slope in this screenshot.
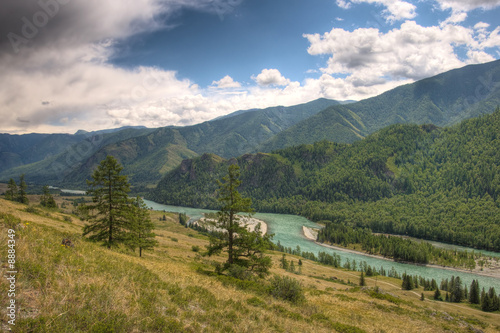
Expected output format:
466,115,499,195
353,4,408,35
0,98,339,186
149,108,500,251
0,127,156,185
0,126,150,174
258,59,500,152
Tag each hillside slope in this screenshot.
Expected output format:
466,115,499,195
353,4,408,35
1,198,498,332
149,108,500,251
0,98,339,187
259,59,500,152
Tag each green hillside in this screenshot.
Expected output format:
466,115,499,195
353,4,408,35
148,108,500,251
0,127,156,185
1,197,499,332
259,59,500,152
0,99,339,187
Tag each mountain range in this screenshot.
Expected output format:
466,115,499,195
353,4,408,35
1,59,500,188
148,107,500,251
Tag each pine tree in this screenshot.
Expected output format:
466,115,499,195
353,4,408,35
5,178,17,201
40,185,57,208
450,276,463,303
17,174,29,204
434,288,441,301
82,156,132,248
402,273,414,290
205,164,273,278
127,197,158,257
359,271,366,286
469,280,480,304
280,254,290,270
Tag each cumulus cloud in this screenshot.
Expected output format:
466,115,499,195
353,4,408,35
336,0,417,23
211,75,242,88
304,21,500,82
435,0,500,12
1,0,500,134
434,0,500,26
252,69,291,86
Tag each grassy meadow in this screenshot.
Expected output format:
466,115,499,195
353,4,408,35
1,195,499,332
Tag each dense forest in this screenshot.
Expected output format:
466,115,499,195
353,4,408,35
148,108,500,251
317,222,480,268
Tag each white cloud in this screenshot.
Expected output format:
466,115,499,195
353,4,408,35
211,75,241,88
252,69,292,86
435,0,500,12
336,0,417,23
434,0,500,26
304,21,500,82
1,0,500,135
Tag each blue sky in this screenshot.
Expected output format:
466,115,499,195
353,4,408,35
1,0,500,133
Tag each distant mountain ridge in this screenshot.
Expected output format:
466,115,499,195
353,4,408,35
258,59,500,152
0,98,340,186
1,59,500,187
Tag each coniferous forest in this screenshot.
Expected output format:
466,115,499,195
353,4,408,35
148,108,500,252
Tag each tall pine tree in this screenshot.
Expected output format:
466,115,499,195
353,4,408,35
5,178,17,201
40,185,57,208
206,164,272,278
83,156,132,248
126,196,158,257
17,174,29,204
469,280,480,304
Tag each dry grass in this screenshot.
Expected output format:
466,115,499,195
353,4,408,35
1,197,499,332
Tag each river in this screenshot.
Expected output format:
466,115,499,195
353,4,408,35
144,200,500,291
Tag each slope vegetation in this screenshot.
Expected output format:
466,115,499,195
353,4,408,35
149,108,500,251
259,59,500,151
1,198,498,332
0,99,339,187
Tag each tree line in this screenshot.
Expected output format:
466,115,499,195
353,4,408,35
317,221,481,268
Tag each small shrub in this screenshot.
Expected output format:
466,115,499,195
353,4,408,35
227,264,252,280
247,297,267,308
268,275,305,304
25,206,40,214
191,245,200,252
170,237,178,242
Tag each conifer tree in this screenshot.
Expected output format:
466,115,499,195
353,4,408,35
206,164,273,278
5,178,17,201
450,276,463,303
40,185,57,208
82,156,132,248
434,288,441,301
359,271,366,286
17,174,29,204
127,197,158,257
402,273,414,290
469,280,480,304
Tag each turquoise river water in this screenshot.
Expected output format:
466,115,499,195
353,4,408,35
144,200,500,291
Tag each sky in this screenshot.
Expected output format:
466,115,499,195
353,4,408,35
1,0,500,134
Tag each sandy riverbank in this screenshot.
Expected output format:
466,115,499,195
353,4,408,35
195,215,268,236
302,226,500,279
